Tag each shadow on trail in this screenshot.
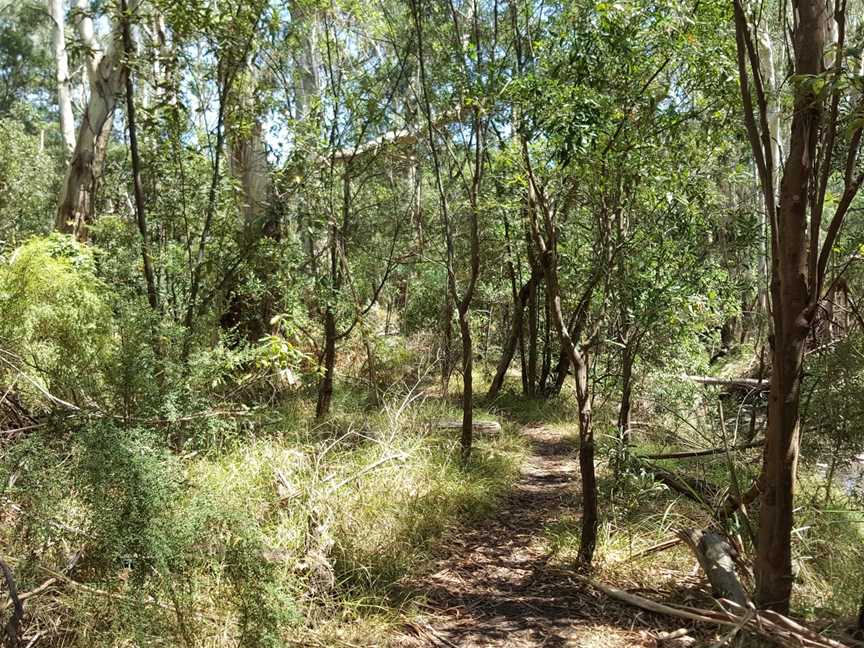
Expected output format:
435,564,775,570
394,427,653,648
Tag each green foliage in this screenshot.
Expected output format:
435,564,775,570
77,424,184,575
0,117,55,247
0,235,116,406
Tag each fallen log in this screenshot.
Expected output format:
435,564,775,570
638,440,764,460
433,420,502,434
682,374,769,391
677,528,748,607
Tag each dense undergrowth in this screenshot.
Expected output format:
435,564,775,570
0,236,527,646
0,394,525,647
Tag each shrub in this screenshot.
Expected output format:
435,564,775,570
0,235,116,407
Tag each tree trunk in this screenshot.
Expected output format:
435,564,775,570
576,359,598,564
48,0,76,157
538,288,552,390
229,118,271,227
618,341,635,445
316,306,336,418
458,309,473,462
526,275,539,396
56,0,139,240
488,272,537,399
119,0,159,313
754,0,826,613
523,153,598,566
441,285,453,396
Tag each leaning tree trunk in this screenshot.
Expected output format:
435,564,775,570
523,157,598,565
56,0,139,240
488,272,537,399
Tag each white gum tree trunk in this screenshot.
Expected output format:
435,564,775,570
48,0,76,158
56,0,139,240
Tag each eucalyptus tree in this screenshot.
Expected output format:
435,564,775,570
734,0,864,612
55,0,141,240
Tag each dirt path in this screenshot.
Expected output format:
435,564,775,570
394,426,656,648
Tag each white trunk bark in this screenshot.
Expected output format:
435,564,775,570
229,117,271,225
56,0,140,239
290,1,321,123
74,0,103,85
49,0,76,158
756,25,781,313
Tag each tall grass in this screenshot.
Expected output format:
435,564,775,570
0,387,525,647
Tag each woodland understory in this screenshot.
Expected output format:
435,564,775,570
2,0,864,646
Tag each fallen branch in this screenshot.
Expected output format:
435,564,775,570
434,420,502,434
592,580,851,648
31,566,221,623
639,441,764,460
0,558,22,648
718,475,762,520
639,460,721,504
324,452,408,494
625,537,682,562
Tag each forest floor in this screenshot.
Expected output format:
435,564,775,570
391,424,676,648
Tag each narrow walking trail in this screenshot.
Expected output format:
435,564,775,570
394,426,657,647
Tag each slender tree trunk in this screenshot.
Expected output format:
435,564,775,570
538,289,552,390
458,308,473,461
523,150,598,565
550,350,569,394
755,23,781,315
441,286,453,396
120,0,159,314
526,275,539,396
411,0,483,461
316,306,337,418
576,360,597,563
48,0,76,157
488,272,537,399
618,341,636,445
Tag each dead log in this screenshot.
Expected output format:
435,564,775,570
677,528,749,607
683,374,769,392
638,440,763,460
434,420,502,434
640,461,721,504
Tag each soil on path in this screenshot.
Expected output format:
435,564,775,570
393,425,659,648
